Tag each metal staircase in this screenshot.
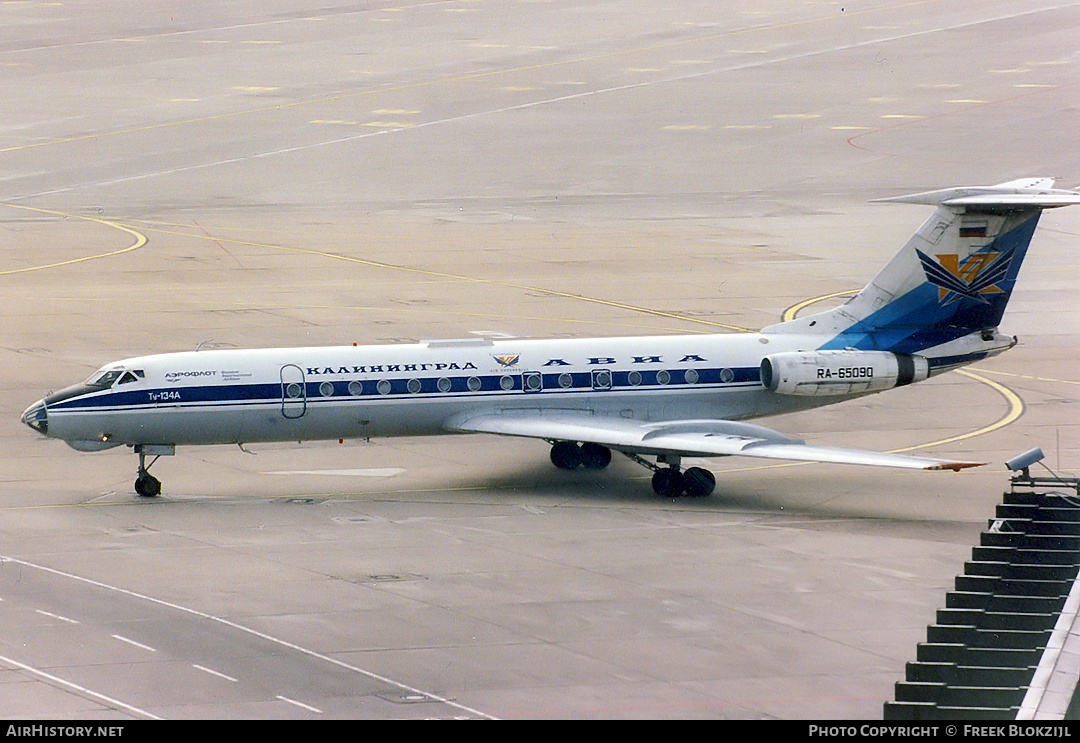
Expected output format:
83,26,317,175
884,465,1080,720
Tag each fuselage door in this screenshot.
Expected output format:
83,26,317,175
280,364,307,419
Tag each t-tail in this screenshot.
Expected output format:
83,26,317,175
762,178,1080,377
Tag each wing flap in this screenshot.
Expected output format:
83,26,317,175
444,410,984,471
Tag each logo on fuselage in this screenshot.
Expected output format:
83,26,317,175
166,370,217,382
301,354,709,376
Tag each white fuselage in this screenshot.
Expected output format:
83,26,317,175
44,332,836,450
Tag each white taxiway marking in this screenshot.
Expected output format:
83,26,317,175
111,635,156,652
265,468,406,477
277,695,322,713
193,664,238,682
2,554,497,720
0,653,160,720
35,609,79,624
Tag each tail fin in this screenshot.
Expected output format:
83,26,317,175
763,178,1080,360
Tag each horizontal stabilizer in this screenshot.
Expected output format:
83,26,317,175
445,410,984,472
873,178,1080,208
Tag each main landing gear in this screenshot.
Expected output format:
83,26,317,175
649,462,716,498
548,441,716,498
550,440,612,471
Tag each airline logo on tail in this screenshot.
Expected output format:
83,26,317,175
916,245,1013,305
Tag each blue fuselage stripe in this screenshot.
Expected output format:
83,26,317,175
48,366,763,413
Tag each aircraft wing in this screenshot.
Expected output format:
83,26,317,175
443,409,984,471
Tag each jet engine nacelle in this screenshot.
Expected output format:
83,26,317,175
760,350,929,397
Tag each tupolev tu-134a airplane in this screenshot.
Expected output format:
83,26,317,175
21,178,1080,498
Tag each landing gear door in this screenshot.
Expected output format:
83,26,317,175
280,364,307,419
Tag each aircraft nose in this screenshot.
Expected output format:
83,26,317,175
21,399,47,435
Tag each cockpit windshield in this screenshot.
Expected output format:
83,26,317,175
85,369,145,388
87,370,122,387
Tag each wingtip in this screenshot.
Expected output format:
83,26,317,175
926,461,987,472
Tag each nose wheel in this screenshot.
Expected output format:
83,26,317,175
135,471,161,498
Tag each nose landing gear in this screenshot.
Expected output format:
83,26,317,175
132,444,174,497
